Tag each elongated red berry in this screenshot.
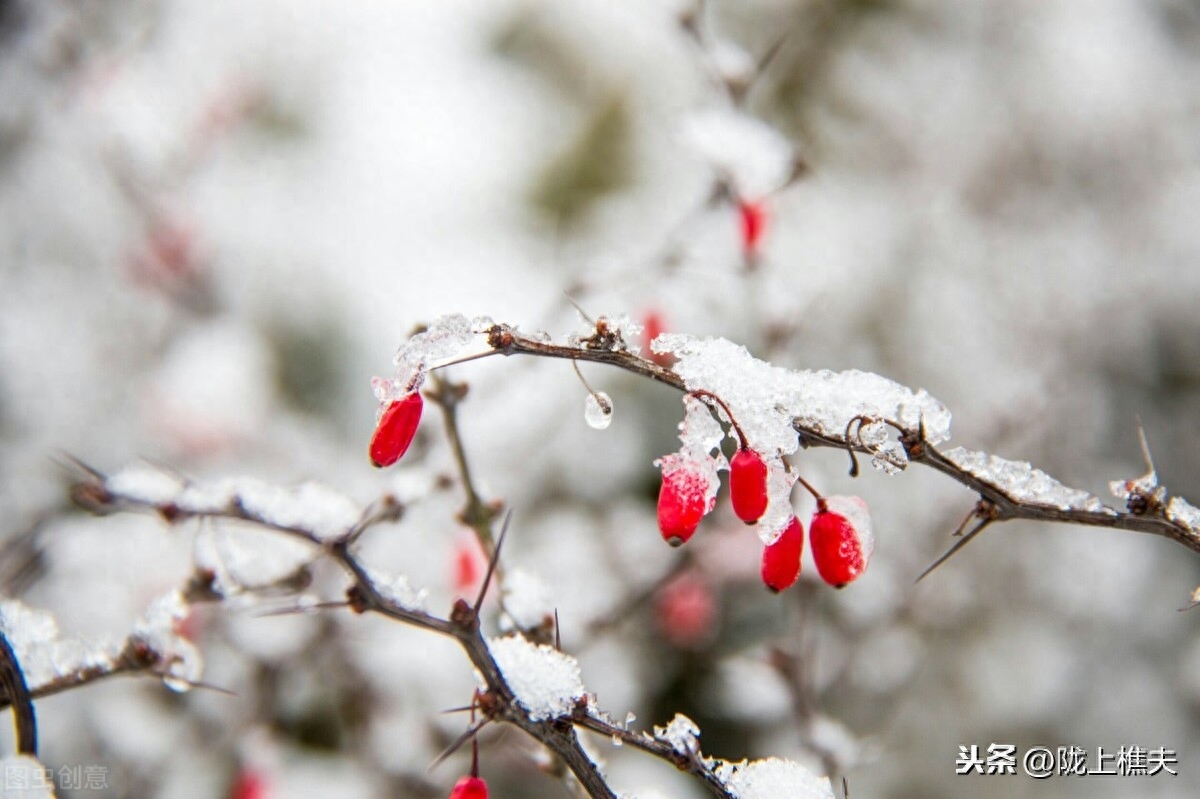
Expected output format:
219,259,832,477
449,776,488,799
657,455,712,547
737,199,768,259
729,448,768,524
761,515,804,592
810,496,874,588
369,392,423,467
230,770,268,799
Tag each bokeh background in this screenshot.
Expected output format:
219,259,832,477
2,0,1200,797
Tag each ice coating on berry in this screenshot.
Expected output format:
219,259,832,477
761,515,804,592
810,496,874,588
449,775,488,799
650,334,952,464
656,453,717,546
584,391,614,429
370,392,423,468
730,448,769,524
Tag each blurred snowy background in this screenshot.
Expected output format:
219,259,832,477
2,0,1200,797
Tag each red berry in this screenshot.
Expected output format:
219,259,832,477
760,515,804,593
369,392,423,467
642,309,674,368
657,455,712,546
810,496,874,588
449,776,488,799
230,771,268,799
729,448,769,524
655,573,717,649
737,199,768,259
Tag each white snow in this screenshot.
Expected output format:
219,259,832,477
131,590,203,693
105,465,185,506
0,600,116,692
941,448,1113,513
232,478,361,540
679,108,795,198
486,634,585,721
363,567,429,613
714,757,834,799
653,334,952,457
1167,496,1200,533
500,569,555,631
655,713,700,756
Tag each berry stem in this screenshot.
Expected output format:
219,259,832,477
793,473,827,512
686,389,749,450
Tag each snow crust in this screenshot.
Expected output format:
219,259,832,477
363,568,428,613
131,590,202,692
942,448,1112,512
714,757,834,799
655,713,700,755
1167,496,1200,532
655,334,952,454
0,754,57,798
0,600,116,692
486,634,585,721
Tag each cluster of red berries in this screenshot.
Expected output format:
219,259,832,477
657,392,874,593
367,375,872,595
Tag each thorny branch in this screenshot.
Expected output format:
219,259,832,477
66,472,743,799
482,322,1200,563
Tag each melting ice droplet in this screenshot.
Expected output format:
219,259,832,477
584,392,614,430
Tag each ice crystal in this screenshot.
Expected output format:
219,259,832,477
486,634,585,721
0,600,115,691
393,313,474,372
1167,496,1200,532
655,713,700,755
584,391,614,430
942,448,1113,513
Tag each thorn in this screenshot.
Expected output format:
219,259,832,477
1135,416,1156,476
427,718,489,773
915,517,995,583
563,293,596,325
554,608,562,651
842,776,850,799
1178,587,1200,612
252,601,349,618
473,509,513,612
439,704,475,715
51,451,105,481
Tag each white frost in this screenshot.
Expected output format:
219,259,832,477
653,334,952,458
715,757,834,799
486,634,585,721
942,448,1113,513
